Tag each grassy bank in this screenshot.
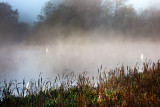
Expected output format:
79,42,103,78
0,61,160,106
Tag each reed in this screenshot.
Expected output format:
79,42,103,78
0,61,160,106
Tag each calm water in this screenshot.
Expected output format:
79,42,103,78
0,41,160,82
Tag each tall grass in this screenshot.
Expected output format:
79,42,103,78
0,61,160,106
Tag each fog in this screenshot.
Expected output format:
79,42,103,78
1,31,160,82
0,0,160,82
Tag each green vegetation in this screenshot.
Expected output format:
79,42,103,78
0,61,160,106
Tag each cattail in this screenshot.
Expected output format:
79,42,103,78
23,79,25,97
100,65,102,70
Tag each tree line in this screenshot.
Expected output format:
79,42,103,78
1,0,160,45
0,2,29,45
36,0,160,36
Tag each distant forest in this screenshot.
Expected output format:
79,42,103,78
0,0,160,44
36,0,160,34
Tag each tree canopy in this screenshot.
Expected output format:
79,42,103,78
37,0,102,29
0,2,29,44
36,0,160,35
0,2,18,32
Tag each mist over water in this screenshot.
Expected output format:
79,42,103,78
1,0,160,83
0,32,160,82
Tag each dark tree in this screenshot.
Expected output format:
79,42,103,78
0,2,29,45
0,2,18,31
37,0,103,29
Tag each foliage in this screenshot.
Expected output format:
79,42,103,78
37,0,102,29
35,0,160,37
0,2,29,44
0,61,160,106
0,2,18,34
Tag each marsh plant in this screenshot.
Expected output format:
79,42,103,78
0,61,160,106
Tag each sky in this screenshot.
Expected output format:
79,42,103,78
0,0,48,24
0,0,160,24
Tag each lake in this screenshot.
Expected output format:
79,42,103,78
0,40,160,83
